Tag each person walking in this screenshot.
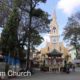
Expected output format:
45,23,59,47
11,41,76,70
72,64,75,72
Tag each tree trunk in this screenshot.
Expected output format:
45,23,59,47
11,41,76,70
26,37,30,70
75,47,78,58
26,0,32,71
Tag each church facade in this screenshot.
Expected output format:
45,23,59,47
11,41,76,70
40,13,68,58
33,13,69,72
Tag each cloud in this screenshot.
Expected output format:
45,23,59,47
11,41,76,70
57,0,80,15
43,34,50,42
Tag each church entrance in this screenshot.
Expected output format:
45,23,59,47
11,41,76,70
43,49,64,72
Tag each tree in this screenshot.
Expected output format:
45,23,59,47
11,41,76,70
0,0,22,27
0,0,9,27
1,6,20,61
0,0,50,71
20,0,49,71
0,0,25,66
63,12,80,58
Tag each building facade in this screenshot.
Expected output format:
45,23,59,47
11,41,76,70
33,13,69,72
40,13,68,58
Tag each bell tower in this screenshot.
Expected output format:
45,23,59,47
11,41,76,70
49,11,59,51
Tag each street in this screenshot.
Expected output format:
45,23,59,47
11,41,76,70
9,68,80,80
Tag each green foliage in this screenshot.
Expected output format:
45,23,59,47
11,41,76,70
63,12,80,57
0,0,10,27
63,16,80,43
37,0,46,3
14,0,22,7
22,27,43,49
32,8,45,17
30,28,43,45
1,8,20,55
19,0,49,48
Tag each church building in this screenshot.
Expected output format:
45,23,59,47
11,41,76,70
40,12,68,58
37,12,69,72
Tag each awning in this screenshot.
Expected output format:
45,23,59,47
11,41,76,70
47,49,62,57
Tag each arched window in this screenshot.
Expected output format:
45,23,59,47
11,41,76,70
60,47,61,51
48,47,49,51
53,27,56,33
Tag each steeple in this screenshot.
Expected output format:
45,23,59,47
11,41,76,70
49,10,59,50
49,10,59,36
50,10,57,28
52,10,56,23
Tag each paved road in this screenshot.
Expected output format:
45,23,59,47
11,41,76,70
9,68,80,80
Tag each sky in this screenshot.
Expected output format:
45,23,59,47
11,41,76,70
0,0,80,49
37,0,80,49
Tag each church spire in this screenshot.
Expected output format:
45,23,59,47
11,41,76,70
50,10,57,29
52,9,56,21
49,10,59,36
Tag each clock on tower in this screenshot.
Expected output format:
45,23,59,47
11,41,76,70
52,36,57,43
